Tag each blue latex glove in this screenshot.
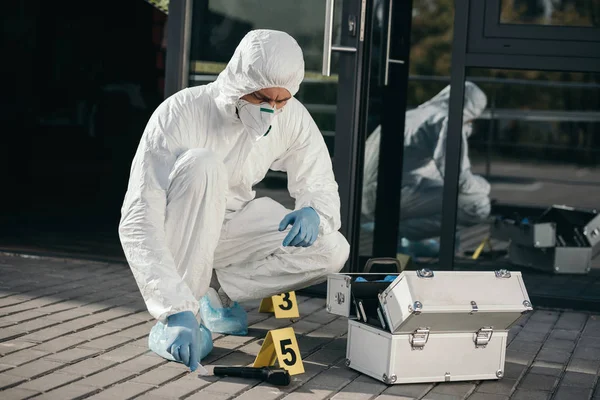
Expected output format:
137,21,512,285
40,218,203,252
148,316,213,372
355,275,397,283
279,207,320,247
162,311,202,371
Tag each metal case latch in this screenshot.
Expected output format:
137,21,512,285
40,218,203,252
470,301,478,314
417,268,434,278
475,327,493,348
408,301,423,315
410,328,430,350
334,292,345,305
495,269,511,278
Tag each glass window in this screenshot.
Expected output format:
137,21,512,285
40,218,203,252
452,68,600,288
500,0,600,27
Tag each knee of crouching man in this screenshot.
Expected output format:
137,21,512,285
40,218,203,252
170,148,227,188
321,232,350,275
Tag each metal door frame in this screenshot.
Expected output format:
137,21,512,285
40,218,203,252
371,0,413,261
328,0,372,272
439,0,600,268
165,0,194,97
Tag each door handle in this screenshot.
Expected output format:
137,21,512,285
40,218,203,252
322,0,358,76
384,0,405,85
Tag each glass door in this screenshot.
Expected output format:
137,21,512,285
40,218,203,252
180,0,371,271
359,0,415,272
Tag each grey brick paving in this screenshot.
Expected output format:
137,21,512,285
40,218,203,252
422,393,464,400
15,370,80,392
518,373,559,392
330,375,388,399
60,357,118,376
0,339,37,356
0,373,27,390
144,373,218,398
560,371,597,388
85,381,155,400
549,329,580,341
511,389,551,400
553,386,595,400
566,357,600,374
1,386,41,399
475,378,518,395
0,348,50,367
0,254,599,400
2,359,65,379
96,343,149,363
468,393,509,400
34,383,100,399
130,363,186,386
529,362,563,377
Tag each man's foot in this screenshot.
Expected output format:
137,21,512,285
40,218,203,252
148,320,213,364
200,288,248,336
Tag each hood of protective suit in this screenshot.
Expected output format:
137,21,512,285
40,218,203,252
214,30,305,109
418,81,487,130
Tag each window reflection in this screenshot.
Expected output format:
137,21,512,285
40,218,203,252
361,82,492,260
500,0,600,28
455,69,600,274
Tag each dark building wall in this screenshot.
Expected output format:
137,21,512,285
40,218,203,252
1,0,164,244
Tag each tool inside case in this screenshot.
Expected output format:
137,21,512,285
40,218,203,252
346,274,397,331
538,206,596,248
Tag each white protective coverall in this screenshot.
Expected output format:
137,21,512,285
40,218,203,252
362,81,491,241
119,30,350,323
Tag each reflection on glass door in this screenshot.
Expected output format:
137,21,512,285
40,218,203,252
358,0,415,270
500,0,600,27
359,2,496,269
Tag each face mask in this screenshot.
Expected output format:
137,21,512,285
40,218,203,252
236,99,279,141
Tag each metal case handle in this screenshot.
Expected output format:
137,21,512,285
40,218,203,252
364,257,402,273
322,0,358,76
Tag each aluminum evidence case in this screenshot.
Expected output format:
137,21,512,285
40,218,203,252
326,268,532,384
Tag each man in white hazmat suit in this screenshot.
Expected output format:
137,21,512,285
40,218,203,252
362,81,491,256
118,30,350,372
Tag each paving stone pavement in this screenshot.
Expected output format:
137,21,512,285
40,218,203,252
0,253,599,400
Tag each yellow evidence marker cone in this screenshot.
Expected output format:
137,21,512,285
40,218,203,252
253,327,305,376
259,291,300,319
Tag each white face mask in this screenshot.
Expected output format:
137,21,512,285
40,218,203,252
236,99,281,141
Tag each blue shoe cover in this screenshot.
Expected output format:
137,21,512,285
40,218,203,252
199,296,248,336
148,321,213,362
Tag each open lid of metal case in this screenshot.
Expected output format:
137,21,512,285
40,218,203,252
379,269,533,335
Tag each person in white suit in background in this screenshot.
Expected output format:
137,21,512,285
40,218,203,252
362,81,491,257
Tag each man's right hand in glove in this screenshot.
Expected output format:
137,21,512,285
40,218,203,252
165,311,200,372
